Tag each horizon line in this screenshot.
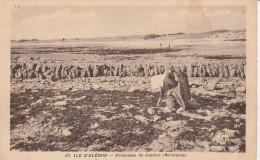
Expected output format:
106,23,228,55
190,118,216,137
11,29,246,41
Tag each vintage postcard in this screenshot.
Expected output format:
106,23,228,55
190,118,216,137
0,0,257,160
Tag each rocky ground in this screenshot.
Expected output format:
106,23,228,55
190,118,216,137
10,75,246,152
10,31,246,152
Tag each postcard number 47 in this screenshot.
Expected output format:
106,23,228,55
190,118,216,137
14,5,20,8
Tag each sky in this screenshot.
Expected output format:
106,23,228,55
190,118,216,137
11,6,246,40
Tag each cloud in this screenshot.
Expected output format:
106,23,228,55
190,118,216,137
206,9,232,17
154,9,188,20
204,7,245,17
185,6,212,32
20,9,97,25
154,11,172,19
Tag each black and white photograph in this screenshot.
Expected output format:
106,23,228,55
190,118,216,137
9,5,248,153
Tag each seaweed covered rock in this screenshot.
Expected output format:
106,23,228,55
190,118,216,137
223,65,229,78
10,61,247,80
93,65,100,77
119,64,127,77
27,63,37,71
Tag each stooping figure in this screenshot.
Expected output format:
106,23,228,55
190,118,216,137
156,67,191,112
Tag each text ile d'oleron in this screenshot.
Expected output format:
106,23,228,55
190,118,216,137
66,153,187,158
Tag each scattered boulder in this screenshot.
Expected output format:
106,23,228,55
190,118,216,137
128,86,138,92
53,101,68,106
92,83,101,89
236,86,246,93
90,123,100,129
122,104,135,110
228,146,240,152
196,141,210,149
55,95,67,100
153,115,161,122
227,89,236,99
135,115,149,124
230,138,242,146
62,128,72,136
147,108,155,114
210,146,225,152
207,82,216,90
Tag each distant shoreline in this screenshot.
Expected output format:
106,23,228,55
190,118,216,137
11,29,246,42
